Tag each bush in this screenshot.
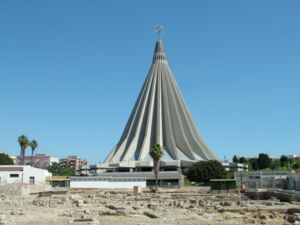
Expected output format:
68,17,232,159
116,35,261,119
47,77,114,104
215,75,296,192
292,160,300,170
186,160,225,183
0,153,14,165
48,162,76,176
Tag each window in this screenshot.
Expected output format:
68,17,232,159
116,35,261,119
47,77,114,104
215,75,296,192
10,174,19,178
29,176,35,185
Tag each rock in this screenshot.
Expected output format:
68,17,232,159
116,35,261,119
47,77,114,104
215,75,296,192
144,211,159,219
132,206,139,210
220,201,232,207
257,209,267,220
32,196,65,207
294,213,300,221
270,197,277,201
218,208,225,213
106,204,125,211
205,206,215,213
177,201,185,208
100,209,117,216
287,215,296,223
147,203,158,210
10,209,23,216
70,195,84,207
244,218,256,224
0,214,6,224
84,209,91,215
187,204,194,209
198,200,205,207
287,208,300,215
106,203,136,215
0,193,8,201
62,211,73,217
133,186,142,196
189,199,197,204
73,218,94,222
123,209,137,215
75,199,84,207
93,217,101,225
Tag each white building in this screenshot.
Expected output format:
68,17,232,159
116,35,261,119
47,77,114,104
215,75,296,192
222,162,248,171
70,176,146,189
0,165,51,185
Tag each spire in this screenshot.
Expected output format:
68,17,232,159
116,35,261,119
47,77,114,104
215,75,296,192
153,25,166,63
154,40,164,53
153,40,167,63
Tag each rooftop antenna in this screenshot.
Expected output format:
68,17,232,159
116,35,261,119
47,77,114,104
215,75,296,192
154,24,164,40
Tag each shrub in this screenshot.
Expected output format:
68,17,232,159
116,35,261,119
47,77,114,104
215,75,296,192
186,160,225,183
0,153,14,165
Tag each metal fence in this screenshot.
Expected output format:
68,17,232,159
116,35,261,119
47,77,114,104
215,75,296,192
234,171,293,190
287,173,300,191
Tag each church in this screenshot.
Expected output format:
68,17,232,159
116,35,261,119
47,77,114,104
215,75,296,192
93,28,217,187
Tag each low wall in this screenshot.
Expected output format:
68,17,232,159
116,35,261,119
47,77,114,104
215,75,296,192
245,189,300,202
0,183,51,196
70,180,146,189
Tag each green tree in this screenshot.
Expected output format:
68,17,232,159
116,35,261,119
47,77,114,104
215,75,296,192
292,160,300,170
186,160,225,183
48,162,75,176
29,139,38,166
270,160,280,170
0,153,14,165
239,157,247,164
149,144,164,191
249,158,259,171
280,155,289,166
18,135,29,165
232,155,239,163
257,153,272,170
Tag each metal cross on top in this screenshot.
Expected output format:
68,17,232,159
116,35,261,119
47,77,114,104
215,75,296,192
154,24,164,40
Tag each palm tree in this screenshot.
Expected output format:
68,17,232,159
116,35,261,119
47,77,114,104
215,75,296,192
150,144,164,192
29,139,38,166
18,135,29,165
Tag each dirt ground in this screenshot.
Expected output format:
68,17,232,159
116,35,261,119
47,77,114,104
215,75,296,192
0,185,299,225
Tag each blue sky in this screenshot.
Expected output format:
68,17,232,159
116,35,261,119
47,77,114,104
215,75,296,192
0,1,299,164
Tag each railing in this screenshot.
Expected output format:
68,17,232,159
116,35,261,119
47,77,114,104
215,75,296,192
287,173,300,191
235,171,294,190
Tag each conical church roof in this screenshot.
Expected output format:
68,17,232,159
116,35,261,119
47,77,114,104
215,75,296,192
104,40,217,163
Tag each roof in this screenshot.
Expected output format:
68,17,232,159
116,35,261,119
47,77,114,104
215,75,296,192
210,179,236,182
0,165,50,173
0,166,24,171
